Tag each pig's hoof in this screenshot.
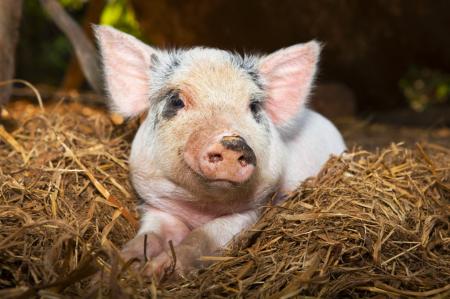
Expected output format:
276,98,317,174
142,252,183,281
121,233,164,263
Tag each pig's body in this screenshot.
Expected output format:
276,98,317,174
126,107,345,273
95,25,346,278
131,108,344,227
281,109,345,191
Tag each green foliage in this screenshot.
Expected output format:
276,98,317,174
399,67,450,112
17,0,143,86
100,0,142,39
59,0,86,10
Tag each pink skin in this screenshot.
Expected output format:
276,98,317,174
120,208,192,280
199,141,255,183
131,206,259,280
121,208,191,263
184,132,256,184
260,42,320,125
120,205,252,280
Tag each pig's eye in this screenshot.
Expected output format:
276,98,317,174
170,94,185,109
162,92,185,119
249,101,261,115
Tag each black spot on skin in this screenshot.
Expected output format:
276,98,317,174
149,51,182,78
249,98,270,132
150,53,160,71
220,136,257,166
171,55,180,68
161,90,184,119
150,53,160,65
246,68,264,90
164,55,181,78
249,99,264,123
230,53,265,90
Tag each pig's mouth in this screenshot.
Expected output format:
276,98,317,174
184,162,249,189
204,178,242,188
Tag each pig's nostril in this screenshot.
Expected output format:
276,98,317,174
238,155,248,167
208,153,223,163
197,137,256,183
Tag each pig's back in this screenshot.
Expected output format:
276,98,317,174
281,109,346,192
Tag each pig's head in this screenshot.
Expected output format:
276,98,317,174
95,26,320,205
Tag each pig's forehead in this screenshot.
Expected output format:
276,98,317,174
181,48,256,68
166,48,263,92
183,48,232,63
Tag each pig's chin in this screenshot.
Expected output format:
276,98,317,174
194,168,253,189
182,162,254,191
168,161,261,206
203,178,244,189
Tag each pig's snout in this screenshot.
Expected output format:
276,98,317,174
185,134,257,184
201,135,256,183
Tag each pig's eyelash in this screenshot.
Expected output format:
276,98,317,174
162,89,184,107
249,94,265,107
249,99,263,115
160,89,185,119
249,101,261,113
168,92,185,109
249,95,266,123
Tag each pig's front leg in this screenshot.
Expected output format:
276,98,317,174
121,207,191,263
147,210,259,278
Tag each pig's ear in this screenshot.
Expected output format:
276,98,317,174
259,41,320,125
94,25,157,118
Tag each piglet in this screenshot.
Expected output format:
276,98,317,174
95,25,346,279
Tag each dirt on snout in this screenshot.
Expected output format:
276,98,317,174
0,99,449,298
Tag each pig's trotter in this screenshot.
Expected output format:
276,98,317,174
143,251,176,280
144,245,198,280
121,232,164,262
121,207,192,263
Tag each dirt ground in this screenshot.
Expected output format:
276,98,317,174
336,118,450,150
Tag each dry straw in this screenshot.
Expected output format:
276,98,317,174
0,99,449,298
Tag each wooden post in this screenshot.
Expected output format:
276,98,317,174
0,0,23,106
62,0,105,91
40,0,103,93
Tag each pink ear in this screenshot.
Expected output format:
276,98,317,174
260,41,320,125
94,25,156,117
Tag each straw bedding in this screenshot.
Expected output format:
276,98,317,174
0,100,449,298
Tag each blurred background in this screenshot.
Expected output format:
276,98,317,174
1,0,450,147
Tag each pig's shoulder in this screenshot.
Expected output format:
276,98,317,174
285,108,345,151
280,109,346,191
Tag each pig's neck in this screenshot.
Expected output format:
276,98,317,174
132,176,274,229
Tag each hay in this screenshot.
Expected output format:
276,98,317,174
161,144,450,298
0,99,449,298
0,100,139,298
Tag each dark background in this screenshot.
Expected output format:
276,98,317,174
14,0,450,117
